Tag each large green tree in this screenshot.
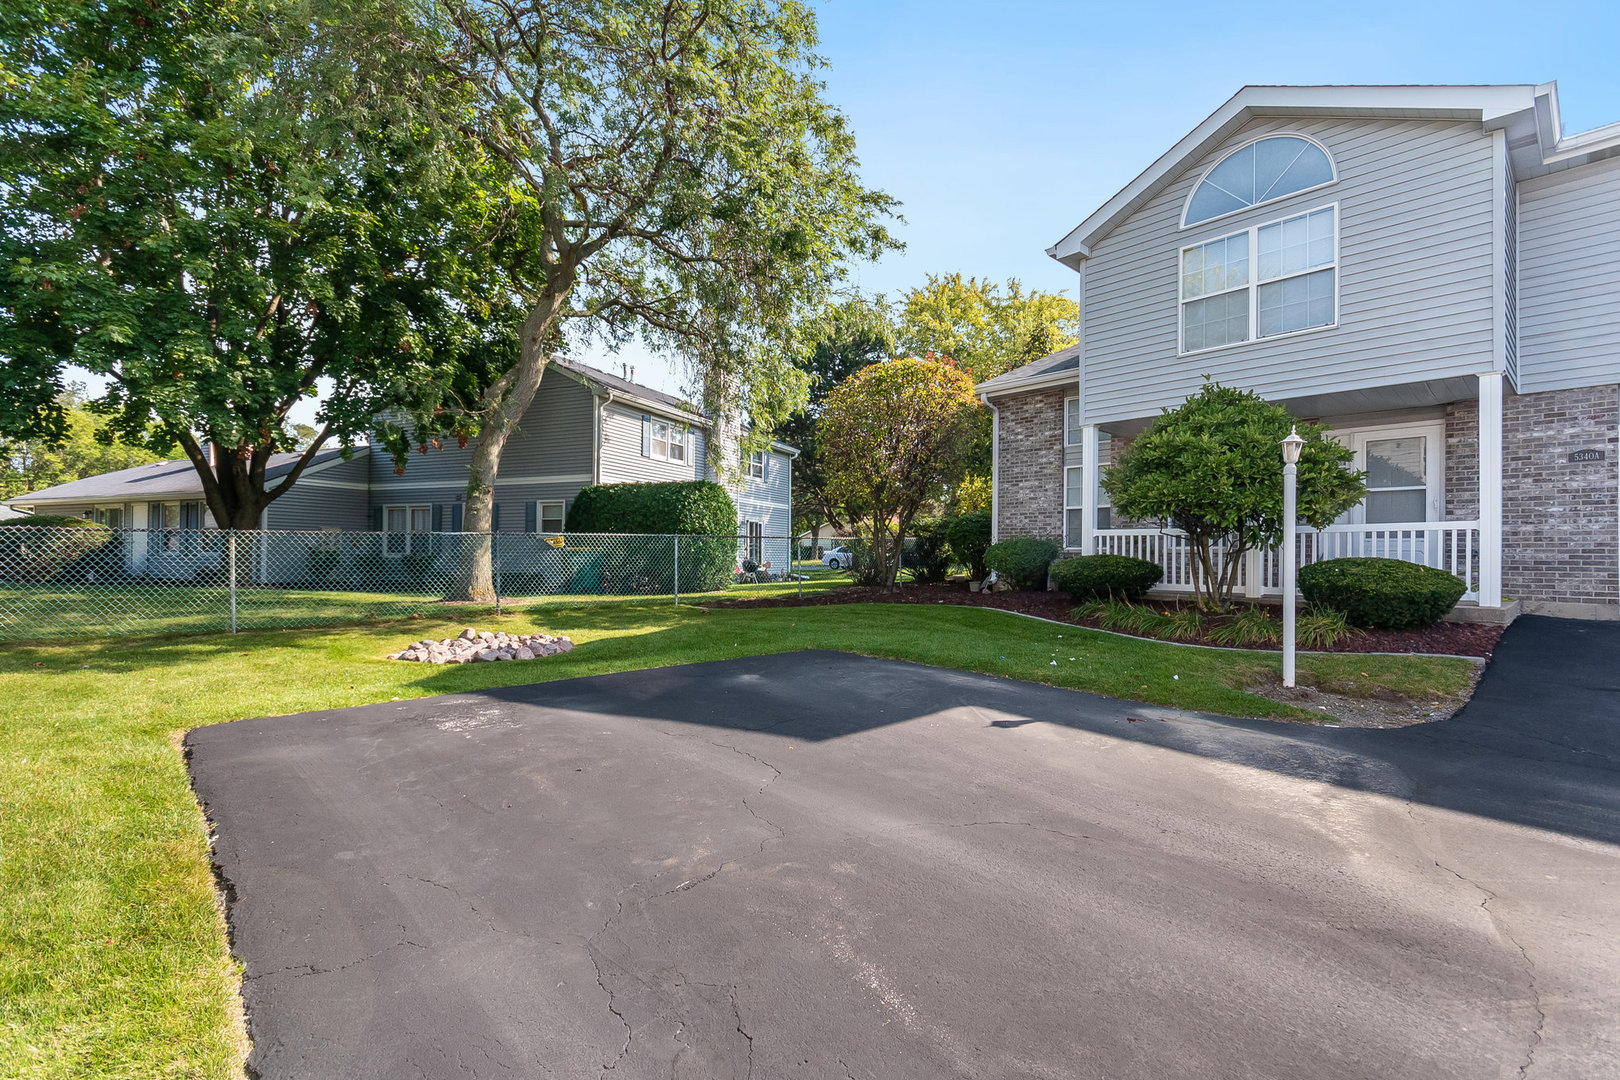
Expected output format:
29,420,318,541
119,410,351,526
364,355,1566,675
387,0,899,599
0,385,175,499
777,297,893,542
0,0,506,528
895,273,1079,384
819,357,980,592
1102,382,1366,612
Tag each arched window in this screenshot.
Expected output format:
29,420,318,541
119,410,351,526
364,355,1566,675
1183,136,1335,227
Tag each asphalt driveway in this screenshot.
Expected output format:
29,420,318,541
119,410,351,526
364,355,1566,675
188,616,1620,1079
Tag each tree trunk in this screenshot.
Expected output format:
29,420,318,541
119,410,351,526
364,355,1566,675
449,294,565,602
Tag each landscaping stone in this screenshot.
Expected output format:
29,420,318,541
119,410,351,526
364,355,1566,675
389,628,575,664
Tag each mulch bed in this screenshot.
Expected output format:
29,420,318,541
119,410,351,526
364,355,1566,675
705,582,1502,658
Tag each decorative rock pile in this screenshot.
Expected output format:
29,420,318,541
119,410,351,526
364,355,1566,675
387,627,575,664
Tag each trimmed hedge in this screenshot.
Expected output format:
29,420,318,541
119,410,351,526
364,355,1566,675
985,536,1061,590
1049,554,1163,601
944,510,992,580
1298,557,1466,629
565,480,737,536
0,515,116,582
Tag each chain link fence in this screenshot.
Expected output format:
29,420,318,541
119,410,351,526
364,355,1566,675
0,526,802,642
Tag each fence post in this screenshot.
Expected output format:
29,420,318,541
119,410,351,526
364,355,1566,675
673,534,680,605
796,537,802,597
228,531,238,633
493,533,502,615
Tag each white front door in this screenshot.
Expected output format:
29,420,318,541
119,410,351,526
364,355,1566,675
1333,421,1444,526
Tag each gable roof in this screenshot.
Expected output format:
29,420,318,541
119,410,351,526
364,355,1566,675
551,356,708,424
3,445,360,506
974,345,1080,398
1048,82,1620,270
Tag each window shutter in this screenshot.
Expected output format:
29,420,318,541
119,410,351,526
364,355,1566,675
431,503,444,533
370,506,384,532
450,503,463,531
641,414,652,457
563,498,573,528
491,503,500,532
525,501,537,533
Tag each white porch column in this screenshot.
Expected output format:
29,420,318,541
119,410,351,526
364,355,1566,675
1478,371,1504,607
1080,424,1099,555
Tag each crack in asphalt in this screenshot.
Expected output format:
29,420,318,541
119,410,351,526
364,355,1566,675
729,984,756,1080
247,937,427,983
585,922,634,1075
941,819,1098,843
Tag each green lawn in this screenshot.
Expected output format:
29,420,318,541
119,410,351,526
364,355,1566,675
0,568,849,642
0,602,1477,1079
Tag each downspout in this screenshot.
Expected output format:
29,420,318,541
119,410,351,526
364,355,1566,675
980,392,1000,544
592,388,615,485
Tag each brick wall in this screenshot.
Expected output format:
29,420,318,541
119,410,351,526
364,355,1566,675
1501,384,1619,611
1444,400,1479,521
994,389,1064,541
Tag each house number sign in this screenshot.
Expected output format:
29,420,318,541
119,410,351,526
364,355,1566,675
1568,448,1606,463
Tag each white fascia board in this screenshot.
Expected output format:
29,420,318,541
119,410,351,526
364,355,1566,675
1532,81,1620,164
975,371,1081,398
1048,84,1540,268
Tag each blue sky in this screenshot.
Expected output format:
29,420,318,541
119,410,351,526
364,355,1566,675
590,0,1620,398
118,1,1605,422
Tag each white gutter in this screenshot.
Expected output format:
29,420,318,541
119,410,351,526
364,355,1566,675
592,389,615,485
980,392,1000,543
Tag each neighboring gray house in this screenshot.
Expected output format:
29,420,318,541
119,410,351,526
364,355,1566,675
980,83,1619,620
4,357,795,577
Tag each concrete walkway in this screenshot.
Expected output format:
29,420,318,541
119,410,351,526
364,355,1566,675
189,617,1620,1079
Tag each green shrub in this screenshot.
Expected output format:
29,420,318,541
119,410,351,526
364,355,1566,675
984,536,1060,590
841,538,885,587
1163,606,1205,641
0,516,115,582
1297,605,1356,650
944,510,992,580
1298,557,1467,629
1204,606,1281,646
1048,554,1163,601
1097,599,1173,637
905,520,952,584
566,480,738,536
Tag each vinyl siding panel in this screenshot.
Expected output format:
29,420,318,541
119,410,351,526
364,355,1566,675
598,402,707,484
267,452,372,530
369,369,598,519
1082,117,1497,423
1516,155,1620,393
732,450,792,536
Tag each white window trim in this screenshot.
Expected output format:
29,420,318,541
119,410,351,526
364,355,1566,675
1330,420,1445,525
1177,201,1341,357
650,419,689,464
745,450,766,480
383,503,430,556
1178,132,1338,231
1063,460,1112,549
537,500,566,534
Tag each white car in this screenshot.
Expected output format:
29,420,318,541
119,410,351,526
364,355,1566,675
821,545,852,570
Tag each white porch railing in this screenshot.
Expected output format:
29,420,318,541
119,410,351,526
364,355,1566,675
1093,521,1481,603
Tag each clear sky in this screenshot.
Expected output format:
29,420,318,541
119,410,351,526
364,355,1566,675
80,0,1615,423
589,0,1620,399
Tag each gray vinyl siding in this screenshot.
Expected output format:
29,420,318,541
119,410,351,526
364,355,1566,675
265,452,372,531
369,370,597,523
732,450,792,536
1082,117,1497,423
1501,148,1519,388
1515,155,1620,394
598,402,708,485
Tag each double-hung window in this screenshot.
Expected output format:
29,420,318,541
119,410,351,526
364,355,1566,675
1181,205,1337,353
538,501,566,534
384,504,430,556
745,450,766,480
651,420,687,464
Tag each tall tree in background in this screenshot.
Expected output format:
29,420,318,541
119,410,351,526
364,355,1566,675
819,357,979,591
391,0,899,600
778,298,893,543
0,0,507,528
0,385,175,498
896,273,1079,383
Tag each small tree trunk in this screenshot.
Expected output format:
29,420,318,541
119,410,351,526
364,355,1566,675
450,295,564,602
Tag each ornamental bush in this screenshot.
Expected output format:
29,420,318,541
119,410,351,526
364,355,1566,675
1048,554,1163,601
944,510,992,580
565,481,737,536
1298,557,1467,629
0,515,115,582
905,520,952,584
985,537,1060,590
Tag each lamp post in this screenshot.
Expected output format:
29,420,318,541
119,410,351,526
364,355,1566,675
1280,426,1304,688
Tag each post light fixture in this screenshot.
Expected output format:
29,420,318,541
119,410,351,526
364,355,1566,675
1280,426,1303,687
